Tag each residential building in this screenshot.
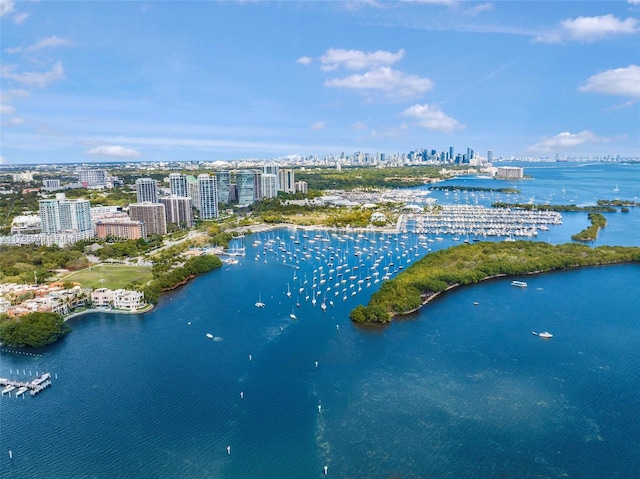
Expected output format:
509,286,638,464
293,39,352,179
263,165,280,190
215,171,231,204
78,169,107,186
236,170,255,205
135,178,158,203
279,168,295,193
496,166,524,179
91,288,145,311
39,193,93,235
295,180,308,194
160,196,193,228
197,174,218,219
11,215,41,235
261,173,277,199
12,171,33,182
186,175,199,208
129,203,167,235
169,173,188,197
95,219,146,240
43,179,61,189
252,170,263,201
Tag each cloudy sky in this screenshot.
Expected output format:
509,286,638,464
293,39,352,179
1,0,639,164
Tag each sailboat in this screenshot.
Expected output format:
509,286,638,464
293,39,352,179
255,292,265,308
286,283,291,298
320,295,327,312
289,307,297,320
613,184,620,192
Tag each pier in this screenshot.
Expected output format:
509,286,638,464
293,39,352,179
1,372,52,397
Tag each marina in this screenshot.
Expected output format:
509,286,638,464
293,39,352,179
1,373,52,397
401,204,562,238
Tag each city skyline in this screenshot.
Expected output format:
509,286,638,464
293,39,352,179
1,0,639,165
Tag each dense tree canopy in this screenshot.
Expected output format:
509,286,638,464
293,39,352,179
0,244,88,284
295,165,465,190
143,254,222,304
0,312,70,348
571,213,607,241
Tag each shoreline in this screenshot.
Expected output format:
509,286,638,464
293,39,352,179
64,303,155,322
391,261,638,319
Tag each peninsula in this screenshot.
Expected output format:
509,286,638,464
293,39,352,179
349,241,640,324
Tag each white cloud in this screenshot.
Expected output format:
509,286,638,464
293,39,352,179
29,35,72,51
464,2,493,16
1,61,65,87
12,12,28,24
320,48,405,71
0,0,14,17
86,145,142,158
0,103,16,114
401,103,465,133
403,0,457,4
528,131,600,152
5,35,72,54
310,121,326,130
352,121,368,131
325,66,433,101
7,117,24,125
8,88,30,99
296,56,313,66
580,65,640,98
535,14,640,43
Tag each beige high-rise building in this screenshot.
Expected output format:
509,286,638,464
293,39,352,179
129,202,167,236
95,219,146,240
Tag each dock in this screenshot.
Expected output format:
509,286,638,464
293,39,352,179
1,372,52,397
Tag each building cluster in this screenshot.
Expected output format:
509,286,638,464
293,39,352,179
0,283,89,318
1,166,305,246
0,282,146,318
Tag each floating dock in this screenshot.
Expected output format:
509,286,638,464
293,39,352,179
1,372,52,397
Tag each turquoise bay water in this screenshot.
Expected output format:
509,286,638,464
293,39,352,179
1,163,639,478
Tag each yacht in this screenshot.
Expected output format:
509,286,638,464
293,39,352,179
255,292,265,308
538,331,553,339
511,280,527,287
206,333,214,339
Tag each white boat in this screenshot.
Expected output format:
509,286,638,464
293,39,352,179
538,331,553,339
511,280,527,287
255,292,265,308
206,333,214,339
289,312,297,320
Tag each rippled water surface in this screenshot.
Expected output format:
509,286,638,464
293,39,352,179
1,163,639,478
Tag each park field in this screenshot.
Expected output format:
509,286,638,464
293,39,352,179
59,263,153,290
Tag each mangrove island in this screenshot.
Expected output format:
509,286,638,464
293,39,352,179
350,241,640,324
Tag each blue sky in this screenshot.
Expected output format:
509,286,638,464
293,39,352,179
1,0,639,165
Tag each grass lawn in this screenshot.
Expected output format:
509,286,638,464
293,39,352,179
59,263,153,290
